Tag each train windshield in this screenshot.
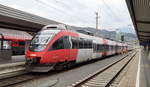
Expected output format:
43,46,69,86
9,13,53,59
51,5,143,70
29,30,60,51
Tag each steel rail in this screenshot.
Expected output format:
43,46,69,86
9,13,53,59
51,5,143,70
70,51,137,87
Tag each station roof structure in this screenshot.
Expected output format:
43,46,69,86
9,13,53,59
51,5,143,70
126,0,150,45
0,4,60,32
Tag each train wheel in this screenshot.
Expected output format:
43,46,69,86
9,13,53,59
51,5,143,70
66,61,76,69
54,62,68,71
54,61,76,70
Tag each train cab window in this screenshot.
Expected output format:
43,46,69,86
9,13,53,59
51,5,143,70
49,36,71,50
50,37,64,50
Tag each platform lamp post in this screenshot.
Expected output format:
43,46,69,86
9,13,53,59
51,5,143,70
95,12,100,36
115,28,120,41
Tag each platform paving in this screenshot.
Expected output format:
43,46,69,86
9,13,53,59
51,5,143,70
117,49,139,87
0,55,25,65
140,49,150,87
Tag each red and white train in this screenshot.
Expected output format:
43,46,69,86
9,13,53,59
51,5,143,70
26,24,128,72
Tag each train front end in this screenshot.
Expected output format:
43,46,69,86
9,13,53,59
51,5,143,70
25,26,61,72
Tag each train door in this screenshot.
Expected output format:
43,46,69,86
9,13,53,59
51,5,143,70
0,34,12,60
69,36,78,61
63,36,71,61
92,40,97,59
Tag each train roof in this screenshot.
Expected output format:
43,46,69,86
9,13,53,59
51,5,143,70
76,29,94,36
0,28,32,40
42,24,127,45
42,24,67,30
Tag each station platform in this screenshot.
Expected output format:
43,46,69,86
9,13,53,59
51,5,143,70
139,49,150,87
0,55,25,78
124,48,150,87
0,55,25,65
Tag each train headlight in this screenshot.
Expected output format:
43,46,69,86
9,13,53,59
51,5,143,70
26,57,41,64
26,58,34,64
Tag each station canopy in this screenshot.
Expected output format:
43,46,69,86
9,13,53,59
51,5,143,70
0,4,60,32
126,0,150,44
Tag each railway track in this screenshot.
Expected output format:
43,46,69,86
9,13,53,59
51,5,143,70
68,51,137,87
0,51,135,87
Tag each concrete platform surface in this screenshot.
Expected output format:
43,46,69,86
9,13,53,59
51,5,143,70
140,49,150,87
0,55,25,65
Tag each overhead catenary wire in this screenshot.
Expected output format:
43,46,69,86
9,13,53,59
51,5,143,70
101,0,123,22
34,0,91,26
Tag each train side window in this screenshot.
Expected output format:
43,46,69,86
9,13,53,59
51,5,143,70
3,40,11,50
87,41,90,48
86,40,92,48
50,37,64,50
19,41,25,46
93,43,96,52
72,37,78,49
79,38,84,49
87,40,90,48
84,40,88,48
89,41,92,48
104,45,108,51
100,44,103,51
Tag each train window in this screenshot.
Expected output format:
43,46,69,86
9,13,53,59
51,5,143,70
112,45,115,50
87,40,92,48
113,46,115,50
79,38,84,48
100,44,104,51
87,41,90,48
50,37,64,50
102,44,105,51
103,45,109,51
115,45,118,50
19,41,25,46
3,41,11,50
87,40,89,48
96,44,99,51
97,44,103,52
109,45,111,50
84,39,88,48
73,38,92,49
72,37,78,49
93,43,96,52
90,41,93,48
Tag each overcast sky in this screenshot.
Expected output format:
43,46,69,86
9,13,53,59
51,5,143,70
0,0,135,33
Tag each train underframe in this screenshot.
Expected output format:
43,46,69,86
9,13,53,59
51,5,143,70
25,58,76,72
